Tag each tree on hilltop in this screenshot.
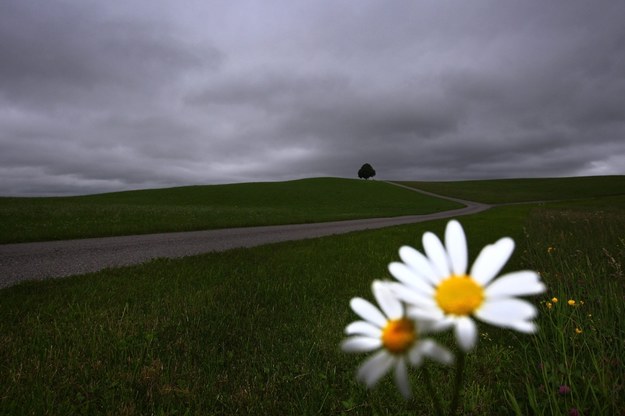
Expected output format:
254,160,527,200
358,163,376,180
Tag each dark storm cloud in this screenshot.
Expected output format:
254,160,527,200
0,2,221,105
0,0,223,195
1,0,624,195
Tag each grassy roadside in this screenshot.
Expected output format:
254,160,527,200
1,195,623,414
0,178,461,244
397,175,625,204
506,203,625,415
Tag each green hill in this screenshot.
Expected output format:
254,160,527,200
397,175,625,204
0,177,461,243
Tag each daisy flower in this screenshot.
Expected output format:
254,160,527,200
388,220,546,351
341,280,453,398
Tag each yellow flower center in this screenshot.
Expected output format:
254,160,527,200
381,318,416,354
435,275,484,316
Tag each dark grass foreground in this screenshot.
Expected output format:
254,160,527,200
0,177,461,244
1,199,623,415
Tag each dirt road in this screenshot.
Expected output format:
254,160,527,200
0,183,489,289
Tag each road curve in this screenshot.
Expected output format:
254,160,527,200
0,184,490,289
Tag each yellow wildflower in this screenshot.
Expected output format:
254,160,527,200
575,328,582,334
568,299,576,306
546,302,553,309
551,297,558,303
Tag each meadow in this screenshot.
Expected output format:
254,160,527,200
0,176,623,415
0,177,461,244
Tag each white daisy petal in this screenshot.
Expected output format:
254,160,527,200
345,321,383,338
357,350,395,387
350,298,387,328
407,306,445,322
510,320,537,333
341,336,382,353
388,262,435,295
484,271,546,299
422,232,451,278
475,298,537,327
372,281,403,320
398,246,441,285
470,237,515,285
413,318,445,335
389,282,437,309
430,316,456,332
419,339,454,365
408,345,424,366
455,316,478,351
445,220,468,276
394,357,411,399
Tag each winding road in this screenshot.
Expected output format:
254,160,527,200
0,182,490,289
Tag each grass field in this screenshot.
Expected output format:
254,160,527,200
397,175,625,204
1,177,624,414
0,177,461,244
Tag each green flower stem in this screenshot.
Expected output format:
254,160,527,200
421,365,444,416
449,350,466,416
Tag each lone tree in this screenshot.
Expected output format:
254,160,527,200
358,163,376,180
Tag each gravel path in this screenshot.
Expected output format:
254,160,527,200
0,184,490,289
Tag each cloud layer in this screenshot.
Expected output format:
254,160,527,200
1,0,624,195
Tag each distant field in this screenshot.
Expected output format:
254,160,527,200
0,177,461,243
397,175,625,204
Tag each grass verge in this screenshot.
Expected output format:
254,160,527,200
504,205,625,415
0,177,461,244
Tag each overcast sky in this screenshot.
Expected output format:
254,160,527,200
1,1,624,196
